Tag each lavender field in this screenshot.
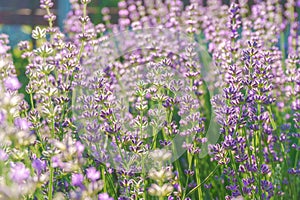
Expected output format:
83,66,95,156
0,0,299,199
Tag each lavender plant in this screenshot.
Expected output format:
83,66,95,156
0,0,299,199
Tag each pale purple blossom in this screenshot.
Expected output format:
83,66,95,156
0,149,8,161
9,162,30,184
32,158,47,175
98,193,113,200
75,141,85,155
86,167,100,182
4,76,22,91
71,173,84,187
14,118,31,131
0,111,5,125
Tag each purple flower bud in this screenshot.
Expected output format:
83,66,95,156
291,99,300,111
98,193,113,200
204,183,212,189
101,7,110,15
168,196,174,200
4,76,21,91
260,164,270,174
145,93,151,99
18,41,30,51
10,162,30,184
128,5,136,12
118,1,127,9
86,167,100,182
119,9,129,17
40,0,54,8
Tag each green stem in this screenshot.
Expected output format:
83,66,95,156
194,157,203,200
181,153,193,199
256,103,264,199
45,7,53,28
29,92,34,109
101,167,106,193
294,150,299,168
186,164,219,197
229,152,244,196
48,165,54,200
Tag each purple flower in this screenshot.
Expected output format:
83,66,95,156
260,164,270,174
98,193,113,200
4,76,21,91
75,141,85,155
52,156,64,168
0,38,10,53
32,158,46,174
86,167,100,182
0,149,8,161
168,196,174,200
10,162,30,184
0,111,5,125
71,173,84,187
14,118,31,131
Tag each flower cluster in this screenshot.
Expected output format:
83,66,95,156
0,0,299,199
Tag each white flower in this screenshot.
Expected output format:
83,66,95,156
32,26,46,40
148,183,173,197
148,168,173,182
149,149,172,162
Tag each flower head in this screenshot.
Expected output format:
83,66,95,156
10,162,30,184
86,167,100,182
4,77,21,91
14,118,31,131
0,149,8,161
32,158,46,175
0,110,5,125
98,193,113,200
71,173,84,187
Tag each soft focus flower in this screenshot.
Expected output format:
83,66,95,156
0,110,5,125
86,167,100,182
14,118,31,131
148,183,173,197
149,149,172,162
98,193,113,200
9,162,30,184
71,173,84,187
148,168,173,182
51,156,64,168
75,141,85,155
32,158,46,174
0,149,8,161
4,77,21,91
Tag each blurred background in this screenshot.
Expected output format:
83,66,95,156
0,0,120,47
1,0,298,48
0,0,120,98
